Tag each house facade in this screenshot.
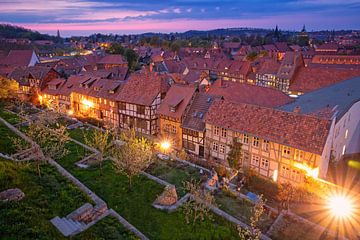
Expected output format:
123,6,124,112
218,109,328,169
158,84,196,150
205,100,332,184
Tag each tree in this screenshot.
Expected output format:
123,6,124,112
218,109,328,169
124,49,138,71
170,41,181,53
26,112,69,176
0,77,19,99
84,128,113,176
112,129,154,189
227,138,243,169
238,195,265,240
246,52,258,61
106,43,125,55
183,179,215,225
276,182,309,213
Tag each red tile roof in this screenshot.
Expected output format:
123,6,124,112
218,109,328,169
0,50,37,67
206,100,331,154
290,66,360,93
98,54,127,65
158,84,196,119
116,71,170,106
208,81,293,108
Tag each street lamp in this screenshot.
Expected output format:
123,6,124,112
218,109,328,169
160,140,171,153
327,194,354,219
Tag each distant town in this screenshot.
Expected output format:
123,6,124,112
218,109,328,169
0,22,360,240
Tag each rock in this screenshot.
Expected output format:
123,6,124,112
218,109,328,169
154,185,178,206
0,188,25,202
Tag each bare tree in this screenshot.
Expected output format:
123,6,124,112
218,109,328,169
183,179,216,225
112,129,154,189
84,128,113,176
238,195,265,240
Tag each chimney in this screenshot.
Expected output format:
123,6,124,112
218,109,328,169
293,106,301,114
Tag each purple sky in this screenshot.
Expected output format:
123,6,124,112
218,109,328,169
1,0,360,36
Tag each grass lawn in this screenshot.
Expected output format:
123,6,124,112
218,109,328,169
147,159,205,196
58,140,91,169
68,127,96,144
74,216,139,240
0,109,21,125
59,157,240,240
0,121,29,155
0,159,90,239
215,190,274,232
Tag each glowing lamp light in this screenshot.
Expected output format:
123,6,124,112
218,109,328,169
81,99,94,108
38,95,43,104
160,141,171,151
293,162,319,179
272,169,278,182
68,110,74,115
327,194,354,219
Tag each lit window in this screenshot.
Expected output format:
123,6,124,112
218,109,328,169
219,144,225,154
212,142,219,152
342,145,346,155
253,137,259,148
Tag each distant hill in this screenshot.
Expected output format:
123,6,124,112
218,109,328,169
0,24,60,41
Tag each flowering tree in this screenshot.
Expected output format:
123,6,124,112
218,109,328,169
84,128,112,176
183,179,216,225
112,129,154,189
26,112,69,176
238,195,265,240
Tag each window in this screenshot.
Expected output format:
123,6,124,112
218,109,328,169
342,145,346,155
164,124,176,134
220,144,225,154
214,126,220,136
261,158,269,170
290,169,301,182
212,142,219,152
243,134,249,144
251,155,260,166
262,140,269,152
110,101,115,107
282,146,291,158
221,128,227,138
253,137,259,148
294,150,303,161
136,119,147,130
183,140,195,151
137,105,146,115
119,102,126,111
345,129,348,139
281,166,290,178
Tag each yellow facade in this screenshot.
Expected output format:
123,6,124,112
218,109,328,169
205,123,321,184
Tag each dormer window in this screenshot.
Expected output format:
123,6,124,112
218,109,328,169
94,87,100,91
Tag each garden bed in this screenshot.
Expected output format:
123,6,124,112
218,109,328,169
147,159,207,196
214,190,274,232
268,213,335,240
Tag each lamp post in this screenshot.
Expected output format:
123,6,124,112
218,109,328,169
160,140,171,155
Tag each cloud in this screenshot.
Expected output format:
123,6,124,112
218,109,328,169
173,8,181,14
0,0,359,35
